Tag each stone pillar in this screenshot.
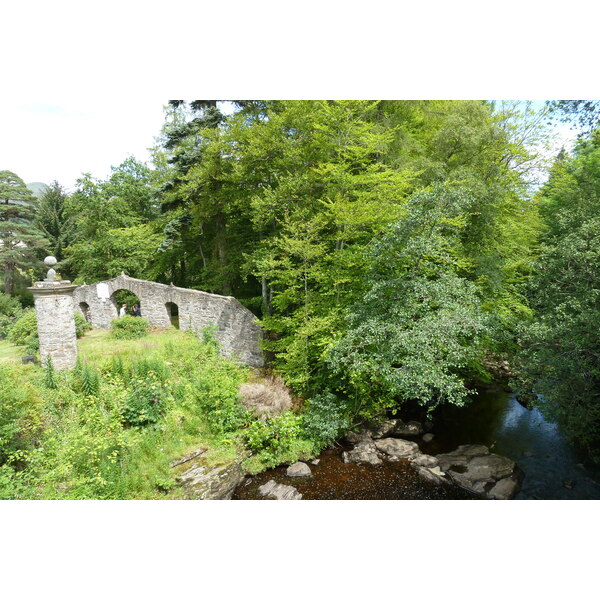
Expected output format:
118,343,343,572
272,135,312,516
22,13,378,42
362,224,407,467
28,257,78,370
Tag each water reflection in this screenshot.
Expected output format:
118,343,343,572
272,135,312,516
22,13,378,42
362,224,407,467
433,387,600,500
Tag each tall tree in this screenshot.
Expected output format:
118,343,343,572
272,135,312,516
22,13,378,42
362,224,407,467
0,170,47,295
36,180,75,265
64,158,159,282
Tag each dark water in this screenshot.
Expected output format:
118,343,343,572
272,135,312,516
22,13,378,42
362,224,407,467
233,443,476,500
234,386,600,500
430,386,600,500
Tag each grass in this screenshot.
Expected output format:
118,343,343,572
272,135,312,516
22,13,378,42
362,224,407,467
1,325,317,499
77,327,181,363
0,340,22,362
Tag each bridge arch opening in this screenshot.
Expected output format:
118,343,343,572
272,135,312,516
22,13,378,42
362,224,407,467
165,302,179,329
111,289,142,318
79,301,91,323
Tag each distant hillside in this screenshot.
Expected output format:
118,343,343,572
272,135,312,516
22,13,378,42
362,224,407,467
27,182,49,198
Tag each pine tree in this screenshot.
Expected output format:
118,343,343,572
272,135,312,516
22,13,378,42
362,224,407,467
0,170,48,294
36,180,75,264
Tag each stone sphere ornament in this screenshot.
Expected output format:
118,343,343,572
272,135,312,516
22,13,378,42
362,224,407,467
44,256,58,281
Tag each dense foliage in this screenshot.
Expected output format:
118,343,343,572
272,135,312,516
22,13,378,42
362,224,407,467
514,130,600,461
3,99,600,472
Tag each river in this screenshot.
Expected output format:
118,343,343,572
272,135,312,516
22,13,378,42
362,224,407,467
234,385,600,500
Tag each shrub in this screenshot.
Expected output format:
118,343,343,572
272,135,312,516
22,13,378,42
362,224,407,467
74,312,92,338
7,309,39,351
122,372,170,427
111,315,149,340
302,391,351,448
242,410,314,472
0,363,43,465
0,293,23,339
191,370,248,435
72,359,101,397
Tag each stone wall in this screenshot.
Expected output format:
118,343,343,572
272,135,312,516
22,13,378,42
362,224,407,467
73,274,263,367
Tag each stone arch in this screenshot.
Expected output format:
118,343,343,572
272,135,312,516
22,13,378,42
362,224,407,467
111,288,142,319
72,273,264,367
165,301,180,329
79,301,91,323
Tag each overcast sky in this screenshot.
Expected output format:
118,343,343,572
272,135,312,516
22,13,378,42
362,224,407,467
0,100,167,190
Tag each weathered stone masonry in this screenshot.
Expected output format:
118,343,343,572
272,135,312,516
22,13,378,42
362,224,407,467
30,281,78,370
73,273,264,368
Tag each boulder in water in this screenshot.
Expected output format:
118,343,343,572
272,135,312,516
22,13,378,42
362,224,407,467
436,445,522,499
343,441,383,465
286,462,312,477
368,419,398,439
394,419,424,438
374,438,421,459
259,480,302,500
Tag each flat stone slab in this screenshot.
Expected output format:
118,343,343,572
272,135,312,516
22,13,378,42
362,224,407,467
374,438,421,459
436,446,521,499
411,454,439,468
176,458,243,500
258,480,302,500
286,462,312,477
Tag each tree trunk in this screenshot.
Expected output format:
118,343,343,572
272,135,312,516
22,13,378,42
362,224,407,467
215,212,231,296
4,264,14,295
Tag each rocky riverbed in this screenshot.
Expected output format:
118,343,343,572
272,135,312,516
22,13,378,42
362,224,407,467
234,417,523,500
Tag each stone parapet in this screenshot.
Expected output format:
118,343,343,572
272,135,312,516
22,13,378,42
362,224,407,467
73,273,264,368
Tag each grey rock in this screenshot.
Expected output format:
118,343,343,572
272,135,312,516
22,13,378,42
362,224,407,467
394,419,424,437
343,441,383,465
411,454,438,468
422,433,435,443
488,477,520,500
258,480,302,500
176,457,243,500
436,444,489,471
311,459,320,465
345,430,373,444
438,448,521,499
21,355,38,365
286,462,312,477
368,419,398,439
374,438,421,459
413,465,448,486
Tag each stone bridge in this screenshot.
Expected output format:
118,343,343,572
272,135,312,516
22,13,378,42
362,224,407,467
73,273,263,367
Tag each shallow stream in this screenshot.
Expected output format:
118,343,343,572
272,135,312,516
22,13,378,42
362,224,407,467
234,385,600,500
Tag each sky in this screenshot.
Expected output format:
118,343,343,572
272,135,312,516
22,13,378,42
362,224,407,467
0,99,581,192
0,100,167,190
